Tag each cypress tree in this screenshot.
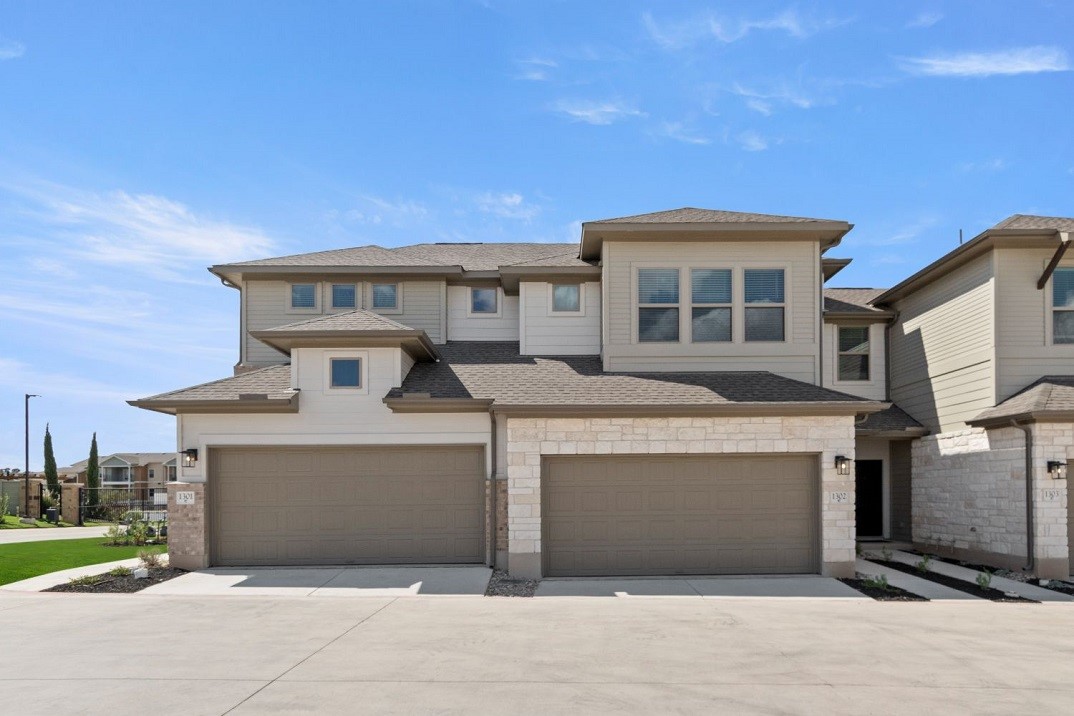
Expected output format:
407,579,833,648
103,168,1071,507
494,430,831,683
86,432,100,511
43,423,59,494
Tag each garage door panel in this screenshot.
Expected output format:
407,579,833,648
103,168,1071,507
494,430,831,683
210,446,484,566
543,454,818,576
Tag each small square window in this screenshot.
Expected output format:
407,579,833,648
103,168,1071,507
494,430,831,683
332,284,356,309
471,287,498,314
552,284,581,312
372,284,398,310
291,284,316,308
330,358,361,388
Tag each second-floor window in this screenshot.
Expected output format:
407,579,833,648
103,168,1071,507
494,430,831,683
638,268,680,342
471,287,499,314
691,269,732,342
291,284,317,309
372,283,399,310
332,284,357,309
552,284,581,312
330,358,362,388
1053,268,1074,344
744,269,785,342
167,466,177,482
837,326,870,381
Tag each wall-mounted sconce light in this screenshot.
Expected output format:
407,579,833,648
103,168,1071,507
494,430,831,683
1047,460,1067,480
182,449,199,468
835,455,851,476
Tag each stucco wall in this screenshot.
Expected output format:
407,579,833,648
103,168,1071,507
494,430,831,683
911,425,1070,577
504,415,857,579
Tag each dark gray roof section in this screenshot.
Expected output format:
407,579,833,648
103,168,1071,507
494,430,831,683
856,405,926,435
133,365,295,403
259,309,415,333
220,242,583,272
588,207,843,225
991,214,1074,232
388,342,882,409
971,376,1074,425
823,288,890,315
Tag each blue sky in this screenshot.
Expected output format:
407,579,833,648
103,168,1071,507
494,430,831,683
2,1,1072,468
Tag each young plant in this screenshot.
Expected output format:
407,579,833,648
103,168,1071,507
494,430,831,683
103,523,129,546
108,566,133,577
68,574,103,587
976,571,993,590
916,554,932,574
864,574,890,591
138,550,163,569
880,546,893,562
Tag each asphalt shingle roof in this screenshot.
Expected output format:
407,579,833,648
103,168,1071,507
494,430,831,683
589,207,843,225
133,365,295,403
223,243,584,271
259,309,416,333
972,376,1074,423
823,288,888,314
855,405,925,434
388,342,879,408
991,214,1074,232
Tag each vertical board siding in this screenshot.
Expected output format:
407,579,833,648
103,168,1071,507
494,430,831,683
447,285,520,341
519,281,601,355
889,253,995,432
888,440,913,541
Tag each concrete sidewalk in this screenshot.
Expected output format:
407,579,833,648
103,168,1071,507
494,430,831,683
536,576,866,599
0,525,110,544
887,550,1074,603
856,558,980,601
0,592,1071,714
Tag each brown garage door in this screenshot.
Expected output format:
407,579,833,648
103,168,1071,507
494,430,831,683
543,454,818,576
210,445,484,566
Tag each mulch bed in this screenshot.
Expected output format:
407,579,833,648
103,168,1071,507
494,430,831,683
918,553,1074,597
874,560,1035,602
485,569,538,597
838,577,927,601
45,567,186,594
1036,579,1074,596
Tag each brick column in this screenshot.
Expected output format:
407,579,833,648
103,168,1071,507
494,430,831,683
61,483,81,525
168,482,208,570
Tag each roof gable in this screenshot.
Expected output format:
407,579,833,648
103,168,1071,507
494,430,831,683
588,207,844,225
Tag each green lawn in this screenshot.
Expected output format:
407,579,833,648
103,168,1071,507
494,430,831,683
0,515,74,529
0,538,166,586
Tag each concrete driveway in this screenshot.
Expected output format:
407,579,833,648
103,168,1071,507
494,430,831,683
0,593,1071,714
536,576,865,598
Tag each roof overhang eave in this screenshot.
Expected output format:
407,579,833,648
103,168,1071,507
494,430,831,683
488,400,886,419
499,265,602,292
855,427,929,438
249,329,440,361
823,310,895,322
968,409,1074,429
127,393,300,416
382,397,494,413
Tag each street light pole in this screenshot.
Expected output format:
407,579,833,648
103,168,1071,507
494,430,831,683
24,394,40,519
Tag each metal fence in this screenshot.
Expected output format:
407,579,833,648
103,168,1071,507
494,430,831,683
79,484,168,525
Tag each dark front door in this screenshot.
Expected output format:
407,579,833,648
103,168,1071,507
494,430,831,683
855,460,884,538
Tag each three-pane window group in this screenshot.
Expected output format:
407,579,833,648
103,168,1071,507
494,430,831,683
290,283,399,310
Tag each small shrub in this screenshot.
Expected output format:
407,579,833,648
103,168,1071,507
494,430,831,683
0,492,9,518
976,571,993,590
138,550,163,569
880,546,893,562
108,566,133,577
121,510,144,525
916,554,932,574
68,574,103,586
127,521,149,546
864,574,890,591
103,523,129,546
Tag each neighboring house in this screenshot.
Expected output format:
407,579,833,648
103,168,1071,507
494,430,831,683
60,452,179,503
130,207,938,579
872,214,1074,579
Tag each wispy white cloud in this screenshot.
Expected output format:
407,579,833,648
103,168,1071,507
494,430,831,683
550,98,645,125
736,130,768,152
514,57,558,81
731,82,822,114
0,37,24,60
906,11,943,28
958,158,1008,173
475,192,540,220
659,121,710,145
2,179,277,280
855,216,941,247
339,195,428,225
643,8,850,50
900,46,1070,77
0,358,140,404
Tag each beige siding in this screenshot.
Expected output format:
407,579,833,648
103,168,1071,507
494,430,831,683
994,246,1074,401
400,349,415,382
447,286,520,341
821,321,887,400
519,281,601,355
889,252,995,432
601,240,819,381
243,278,446,365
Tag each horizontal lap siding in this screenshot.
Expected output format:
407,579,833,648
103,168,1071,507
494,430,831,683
889,253,995,432
520,281,601,355
447,286,520,341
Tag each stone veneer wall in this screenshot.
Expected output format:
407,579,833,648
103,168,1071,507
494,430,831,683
505,415,857,579
168,482,208,570
912,425,1070,578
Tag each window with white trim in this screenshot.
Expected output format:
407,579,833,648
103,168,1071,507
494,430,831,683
471,287,498,314
744,269,785,342
1053,267,1074,344
371,283,399,310
837,326,870,381
290,283,316,309
329,358,362,388
332,283,357,309
167,466,177,482
551,284,581,313
637,268,680,342
691,269,732,342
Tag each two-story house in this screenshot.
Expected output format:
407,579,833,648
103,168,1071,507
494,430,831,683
133,208,930,579
874,214,1074,580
